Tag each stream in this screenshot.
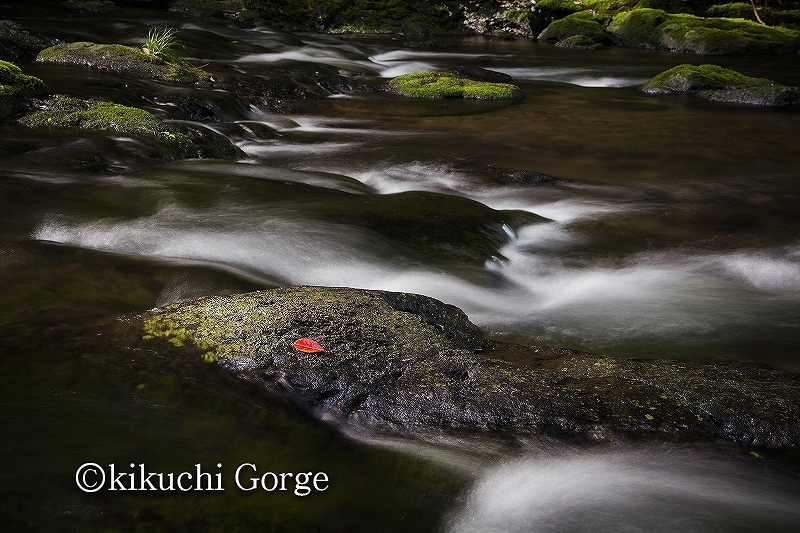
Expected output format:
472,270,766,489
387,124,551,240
1,3,800,532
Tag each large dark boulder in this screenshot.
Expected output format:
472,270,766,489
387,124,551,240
141,286,800,452
0,20,61,63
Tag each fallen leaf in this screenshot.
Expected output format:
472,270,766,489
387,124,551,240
293,338,326,353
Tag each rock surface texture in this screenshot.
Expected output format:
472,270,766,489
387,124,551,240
142,287,800,452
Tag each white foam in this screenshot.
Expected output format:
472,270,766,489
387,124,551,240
446,450,800,533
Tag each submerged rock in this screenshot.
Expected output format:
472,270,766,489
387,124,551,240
389,72,523,100
36,42,212,84
141,286,800,454
643,64,800,106
607,9,800,55
0,60,47,119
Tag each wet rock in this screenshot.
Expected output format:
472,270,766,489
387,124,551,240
448,65,512,83
488,166,555,185
0,60,47,119
643,64,800,106
36,42,212,84
459,4,539,38
607,8,800,55
198,66,351,113
0,20,62,63
141,287,800,454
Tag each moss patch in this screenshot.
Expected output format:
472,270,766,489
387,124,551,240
556,34,609,49
389,72,523,100
643,64,800,105
607,8,800,54
538,12,612,45
0,59,47,119
36,42,211,84
19,96,194,151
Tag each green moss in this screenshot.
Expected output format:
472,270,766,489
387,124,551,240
705,2,756,19
36,42,211,84
705,4,800,26
19,96,194,150
389,72,523,100
538,12,613,44
607,8,800,54
0,59,46,119
534,0,586,20
556,34,609,48
643,64,800,105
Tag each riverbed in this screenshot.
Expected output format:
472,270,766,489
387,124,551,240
1,3,800,532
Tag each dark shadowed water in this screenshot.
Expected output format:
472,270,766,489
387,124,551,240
1,3,800,532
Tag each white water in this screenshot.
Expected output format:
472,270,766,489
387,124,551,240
32,193,800,363
446,450,800,533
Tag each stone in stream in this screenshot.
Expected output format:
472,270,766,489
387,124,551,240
642,64,800,106
0,20,62,63
36,42,212,84
141,286,800,457
0,59,47,119
18,95,244,160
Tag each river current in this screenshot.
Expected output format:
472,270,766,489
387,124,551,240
1,4,799,532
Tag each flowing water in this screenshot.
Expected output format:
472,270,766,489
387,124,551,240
1,3,800,532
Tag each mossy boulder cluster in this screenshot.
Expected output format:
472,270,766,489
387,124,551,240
643,64,800,105
141,286,800,452
36,42,211,84
0,59,46,118
533,6,800,55
606,9,800,55
389,72,523,100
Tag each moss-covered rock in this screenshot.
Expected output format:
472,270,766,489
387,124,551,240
534,0,587,20
139,286,800,453
0,60,47,119
538,12,613,45
36,42,212,84
705,4,800,27
19,96,193,150
389,72,523,100
642,63,800,105
18,95,246,160
555,34,609,49
607,8,800,54
0,20,61,63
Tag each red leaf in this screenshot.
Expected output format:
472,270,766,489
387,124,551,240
293,338,326,353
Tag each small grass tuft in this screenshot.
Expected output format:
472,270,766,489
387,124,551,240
143,25,178,59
